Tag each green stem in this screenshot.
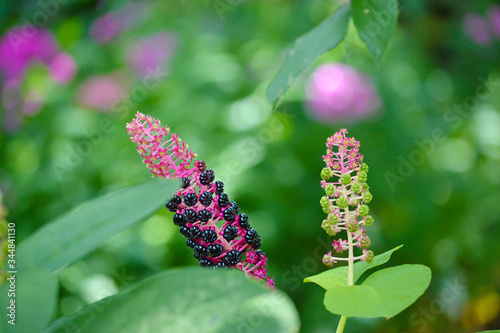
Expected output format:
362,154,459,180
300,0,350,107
336,316,347,333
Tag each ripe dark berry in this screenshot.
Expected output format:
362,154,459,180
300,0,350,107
224,250,242,265
184,193,198,206
166,195,181,212
245,229,261,249
199,191,213,206
173,213,185,226
186,238,197,248
200,169,215,185
215,261,228,268
194,244,208,259
183,209,197,223
223,225,238,241
198,209,212,222
202,229,217,243
223,206,236,221
190,226,202,239
199,258,212,267
208,243,224,257
215,181,224,194
180,177,190,189
179,225,190,237
238,213,250,229
218,193,229,207
230,201,239,214
255,250,265,258
197,160,206,172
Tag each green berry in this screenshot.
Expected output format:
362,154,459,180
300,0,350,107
321,220,330,231
327,213,338,224
340,174,352,185
358,171,368,183
336,196,348,209
360,236,371,249
364,191,373,203
362,182,370,190
325,184,335,196
321,168,331,180
365,215,374,227
347,219,359,232
352,182,362,194
361,163,369,173
358,205,369,217
365,250,374,263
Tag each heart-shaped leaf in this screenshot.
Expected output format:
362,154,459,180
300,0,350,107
351,0,399,63
45,267,300,333
304,245,403,290
18,179,177,272
324,264,431,318
266,3,351,105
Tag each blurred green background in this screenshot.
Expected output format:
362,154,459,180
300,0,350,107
1,0,500,332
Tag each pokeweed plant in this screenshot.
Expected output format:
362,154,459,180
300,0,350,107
304,129,432,333
127,111,274,287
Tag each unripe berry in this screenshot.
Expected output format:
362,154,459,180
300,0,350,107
321,220,330,231
361,163,369,173
321,167,332,180
358,171,368,183
336,196,348,209
358,204,369,217
327,213,338,225
325,184,335,196
365,250,374,263
347,219,359,232
360,236,371,249
365,215,374,227
363,191,373,203
340,174,352,185
352,182,362,194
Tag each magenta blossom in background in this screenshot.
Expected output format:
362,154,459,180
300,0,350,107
78,74,126,111
90,14,122,44
127,32,177,76
463,13,493,46
305,63,382,123
489,6,500,38
49,53,77,84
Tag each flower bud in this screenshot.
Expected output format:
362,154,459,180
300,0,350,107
363,191,373,203
347,219,359,232
364,215,374,227
352,182,362,194
360,236,371,249
322,253,334,267
327,213,339,225
325,184,335,196
365,250,374,263
358,171,368,183
321,167,332,180
358,204,369,217
336,196,348,209
340,173,352,185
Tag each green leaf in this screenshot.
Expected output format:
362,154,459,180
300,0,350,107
266,3,350,105
0,269,58,333
45,267,300,333
324,264,431,318
351,0,399,63
304,245,403,290
18,179,177,272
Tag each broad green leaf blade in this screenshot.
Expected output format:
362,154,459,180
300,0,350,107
351,0,399,63
45,267,300,333
0,269,58,333
18,179,177,272
266,4,350,105
304,245,403,289
324,264,431,318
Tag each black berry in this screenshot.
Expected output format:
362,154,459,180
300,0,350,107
223,206,236,221
202,229,217,243
180,177,190,189
194,244,208,259
184,193,198,206
166,195,181,212
238,213,250,229
208,243,224,257
198,209,212,222
190,226,202,239
230,201,239,214
186,238,197,248
179,225,190,237
218,193,229,207
245,229,261,249
199,191,213,206
200,169,215,185
199,258,212,267
183,209,197,223
215,261,228,268
223,225,238,241
173,213,185,226
215,180,224,194
224,250,242,265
